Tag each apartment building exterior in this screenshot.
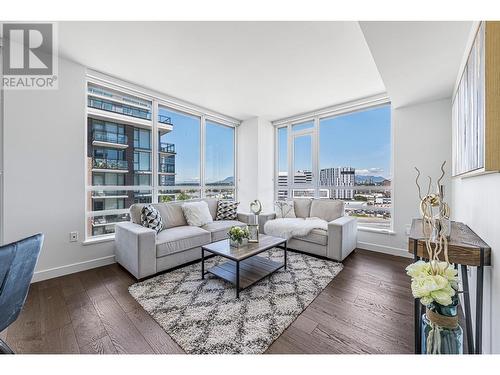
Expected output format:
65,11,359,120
319,167,355,199
86,83,176,236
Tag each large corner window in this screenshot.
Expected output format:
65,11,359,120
86,79,237,240
275,103,392,231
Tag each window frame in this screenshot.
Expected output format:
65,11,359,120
84,72,239,242
273,95,393,233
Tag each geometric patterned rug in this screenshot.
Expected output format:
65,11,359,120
129,248,343,354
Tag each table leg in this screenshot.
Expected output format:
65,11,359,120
236,261,240,298
413,239,421,354
475,249,484,354
201,248,205,279
284,241,287,270
461,264,474,354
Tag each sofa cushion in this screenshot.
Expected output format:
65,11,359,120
215,201,239,220
309,200,344,222
294,228,328,246
275,200,296,218
294,199,312,218
156,226,211,258
202,220,246,242
130,202,187,229
205,198,219,220
182,201,213,227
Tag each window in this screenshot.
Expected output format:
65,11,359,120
158,107,200,187
134,129,151,150
275,102,392,231
85,79,238,239
205,121,235,184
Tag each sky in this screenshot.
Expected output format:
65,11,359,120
279,105,391,179
159,108,234,184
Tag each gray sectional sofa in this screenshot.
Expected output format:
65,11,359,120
114,197,357,280
114,198,251,279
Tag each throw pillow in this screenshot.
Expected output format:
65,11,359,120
141,204,164,233
182,201,213,226
215,201,240,220
275,200,296,219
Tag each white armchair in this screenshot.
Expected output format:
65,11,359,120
260,199,357,261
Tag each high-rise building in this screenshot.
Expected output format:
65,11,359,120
293,170,312,184
87,84,176,236
319,167,355,199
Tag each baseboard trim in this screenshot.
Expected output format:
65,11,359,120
357,241,412,259
31,255,116,283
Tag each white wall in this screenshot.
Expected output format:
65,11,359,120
358,98,452,257
451,173,496,353
3,58,116,282
237,117,274,213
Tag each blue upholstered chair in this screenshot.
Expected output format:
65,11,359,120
0,233,44,354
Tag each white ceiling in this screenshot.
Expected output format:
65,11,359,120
360,21,473,109
58,21,386,121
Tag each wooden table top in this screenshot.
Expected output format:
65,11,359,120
202,234,286,262
408,218,491,266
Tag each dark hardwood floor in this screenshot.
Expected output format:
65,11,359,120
1,249,415,354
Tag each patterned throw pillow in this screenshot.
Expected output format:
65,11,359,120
141,204,164,233
215,201,240,221
275,200,296,218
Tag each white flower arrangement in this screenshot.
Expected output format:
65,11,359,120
406,260,458,306
228,226,249,243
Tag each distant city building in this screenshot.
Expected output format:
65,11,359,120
319,167,355,199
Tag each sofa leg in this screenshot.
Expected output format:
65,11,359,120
0,338,14,354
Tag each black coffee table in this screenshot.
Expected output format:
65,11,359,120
201,234,287,298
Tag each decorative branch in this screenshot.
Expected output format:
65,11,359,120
415,167,423,200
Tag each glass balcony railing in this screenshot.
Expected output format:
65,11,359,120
93,158,128,170
159,163,175,173
158,115,172,125
92,214,129,226
92,130,128,145
159,142,175,153
88,97,151,120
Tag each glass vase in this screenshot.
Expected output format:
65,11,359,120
229,238,248,248
421,295,463,354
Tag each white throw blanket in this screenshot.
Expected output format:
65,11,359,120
264,217,328,240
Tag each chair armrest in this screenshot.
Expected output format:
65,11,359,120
258,212,277,234
327,216,357,261
114,222,156,279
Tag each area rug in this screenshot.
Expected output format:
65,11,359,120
129,248,343,354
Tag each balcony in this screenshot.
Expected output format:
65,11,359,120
91,190,129,199
158,115,172,125
92,214,129,227
88,97,151,121
158,142,175,154
158,114,174,134
92,130,128,148
92,157,129,172
159,163,175,174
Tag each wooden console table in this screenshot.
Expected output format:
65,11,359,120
408,218,491,354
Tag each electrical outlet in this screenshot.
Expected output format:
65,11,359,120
405,224,411,236
69,231,78,242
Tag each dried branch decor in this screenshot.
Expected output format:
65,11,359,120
406,161,462,354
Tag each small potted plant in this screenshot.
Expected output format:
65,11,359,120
228,226,249,248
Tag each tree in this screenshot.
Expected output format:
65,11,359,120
354,195,368,201
160,195,174,203
176,191,191,201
